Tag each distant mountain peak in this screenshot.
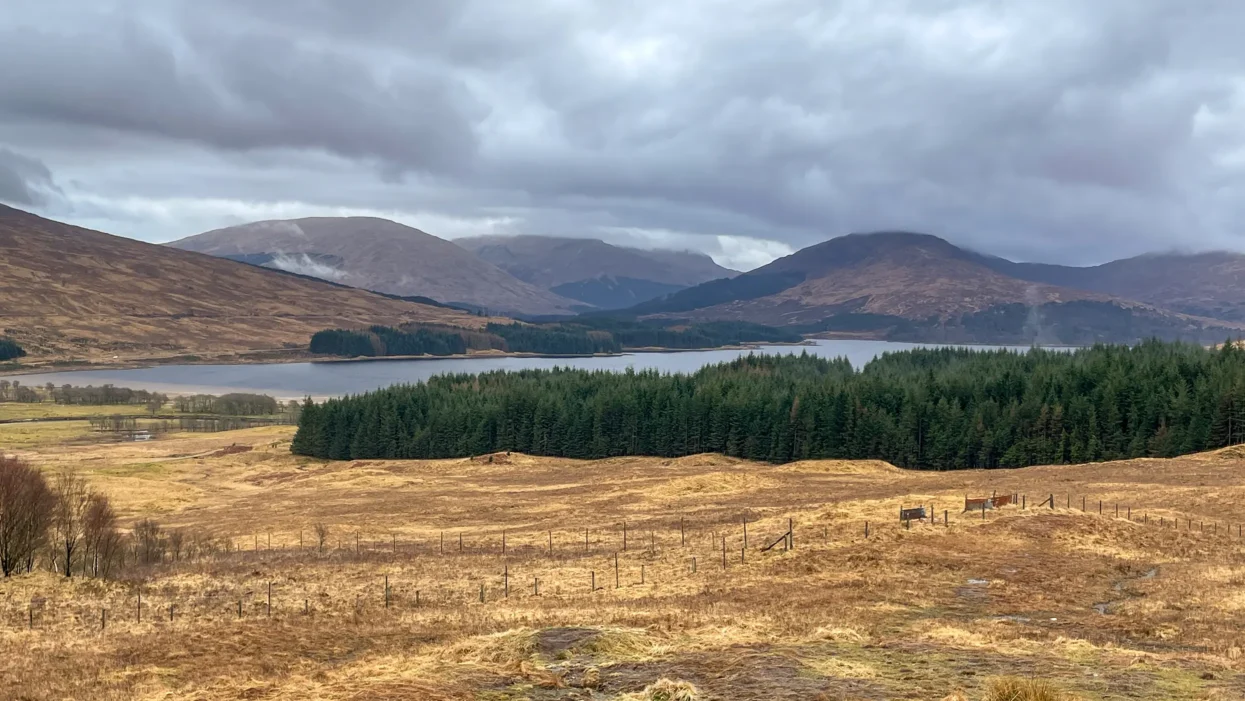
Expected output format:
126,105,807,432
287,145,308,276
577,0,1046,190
168,217,581,316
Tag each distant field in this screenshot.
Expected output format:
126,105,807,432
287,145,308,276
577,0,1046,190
0,402,157,421
3,425,1245,699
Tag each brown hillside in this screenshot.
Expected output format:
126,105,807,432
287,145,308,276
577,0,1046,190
0,205,485,363
987,251,1245,323
170,218,581,315
636,232,1244,344
458,234,736,289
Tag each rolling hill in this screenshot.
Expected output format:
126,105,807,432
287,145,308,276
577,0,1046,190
0,205,487,363
456,235,736,309
630,231,1244,345
974,251,1245,323
169,218,582,316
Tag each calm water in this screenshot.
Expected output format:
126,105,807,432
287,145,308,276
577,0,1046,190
15,340,1035,399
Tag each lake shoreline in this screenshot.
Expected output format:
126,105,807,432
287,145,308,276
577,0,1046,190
0,340,817,378
5,340,1045,401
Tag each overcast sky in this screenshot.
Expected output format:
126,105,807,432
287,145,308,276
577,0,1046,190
2,0,1243,271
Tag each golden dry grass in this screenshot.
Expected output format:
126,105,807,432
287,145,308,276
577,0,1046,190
3,421,1245,699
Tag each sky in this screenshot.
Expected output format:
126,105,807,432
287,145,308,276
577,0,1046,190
1,1,1244,272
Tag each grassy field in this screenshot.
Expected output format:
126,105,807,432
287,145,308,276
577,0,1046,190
2,420,1245,699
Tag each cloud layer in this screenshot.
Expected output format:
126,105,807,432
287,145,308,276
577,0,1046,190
2,0,1244,269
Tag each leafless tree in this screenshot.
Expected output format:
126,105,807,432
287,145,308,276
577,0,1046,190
83,494,120,577
0,456,55,577
133,518,165,565
51,469,91,577
168,529,185,562
314,522,329,554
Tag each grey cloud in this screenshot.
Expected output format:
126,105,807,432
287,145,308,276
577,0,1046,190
2,0,1245,268
0,148,60,206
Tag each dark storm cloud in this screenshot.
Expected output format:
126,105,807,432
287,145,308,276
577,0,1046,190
1,0,1244,268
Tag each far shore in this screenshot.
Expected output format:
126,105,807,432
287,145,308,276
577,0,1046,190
0,340,818,378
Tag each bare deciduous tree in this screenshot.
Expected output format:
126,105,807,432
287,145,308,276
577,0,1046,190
52,469,91,577
168,529,185,562
83,494,120,577
0,456,55,577
314,522,329,554
133,518,164,565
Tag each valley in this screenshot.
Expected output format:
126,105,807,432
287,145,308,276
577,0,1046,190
2,407,1244,700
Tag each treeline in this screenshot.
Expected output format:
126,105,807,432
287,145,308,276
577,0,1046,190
0,382,291,418
309,319,800,358
293,341,1245,469
0,456,223,578
0,337,24,362
172,393,283,416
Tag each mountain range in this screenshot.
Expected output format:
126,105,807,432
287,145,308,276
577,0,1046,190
631,232,1245,346
6,201,1245,360
170,221,736,315
0,205,483,363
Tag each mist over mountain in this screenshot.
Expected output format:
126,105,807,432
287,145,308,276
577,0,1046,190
169,218,584,316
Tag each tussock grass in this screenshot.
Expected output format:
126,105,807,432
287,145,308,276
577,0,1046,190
620,678,700,701
984,676,1080,701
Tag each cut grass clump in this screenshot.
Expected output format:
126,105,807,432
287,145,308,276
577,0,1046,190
445,628,537,666
984,676,1079,701
574,627,664,662
620,678,700,701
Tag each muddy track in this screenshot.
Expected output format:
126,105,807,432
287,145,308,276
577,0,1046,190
1092,566,1159,615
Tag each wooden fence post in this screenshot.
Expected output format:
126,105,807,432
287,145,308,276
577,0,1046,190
502,530,506,555
385,575,390,608
742,515,748,549
680,517,685,547
101,608,106,631
548,530,553,556
865,521,869,538
268,582,272,617
137,590,141,623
